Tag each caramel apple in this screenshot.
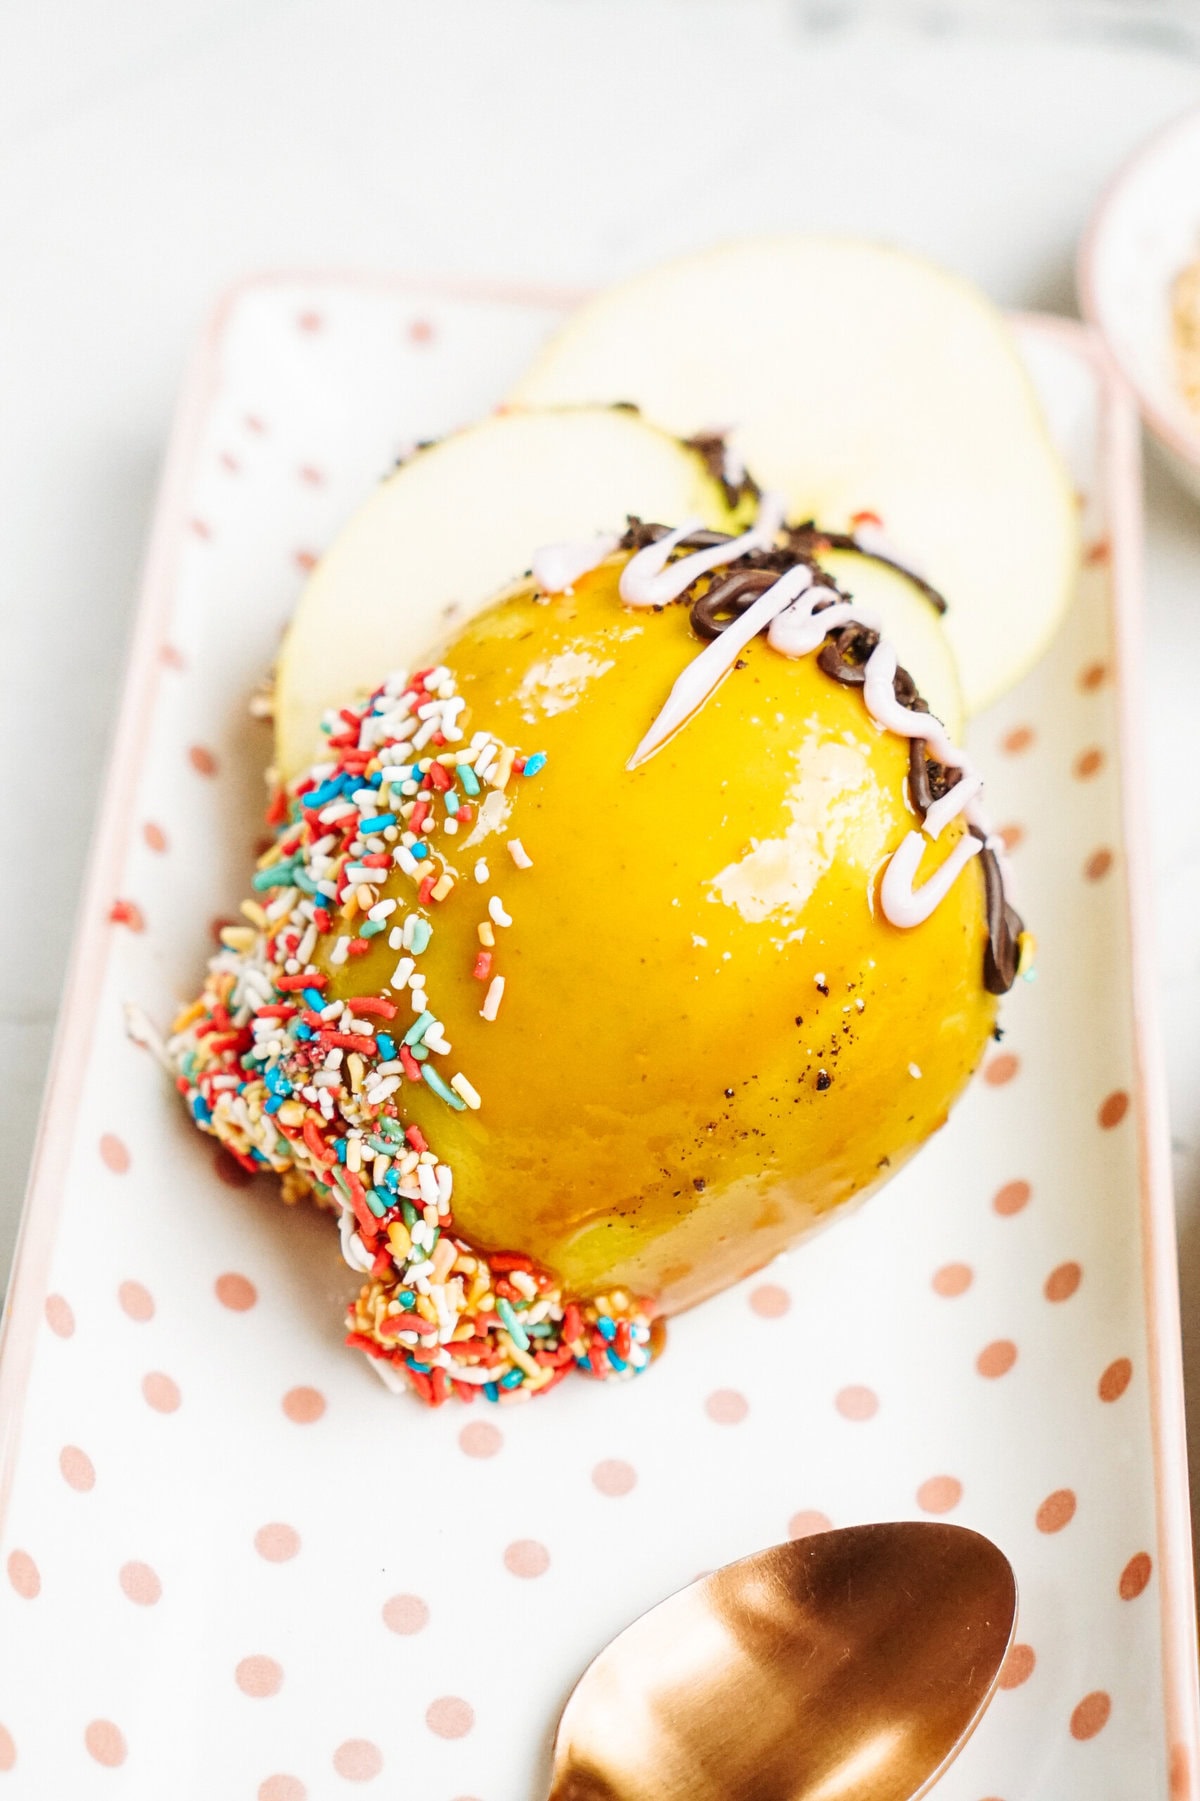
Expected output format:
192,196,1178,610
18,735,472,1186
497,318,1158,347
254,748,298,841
169,516,1020,1406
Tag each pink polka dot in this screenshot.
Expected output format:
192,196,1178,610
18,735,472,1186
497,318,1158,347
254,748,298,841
299,465,325,486
188,744,219,777
932,1262,973,1297
118,1561,161,1605
749,1284,790,1318
999,1643,1036,1689
189,517,212,540
60,1446,95,1491
1099,1090,1129,1130
993,1179,1031,1217
259,1779,306,1801
142,1372,181,1413
408,318,435,344
504,1539,550,1578
1070,1691,1112,1740
977,1340,1018,1379
1086,848,1114,881
6,1551,39,1599
426,1697,474,1740
705,1388,748,1424
997,823,1024,853
161,643,186,670
297,311,323,332
214,1145,255,1187
1001,725,1035,754
118,1280,154,1322
917,1476,962,1514
255,1524,301,1564
143,822,168,853
1100,1356,1133,1401
215,1272,257,1311
1119,1552,1152,1600
236,1656,283,1698
1074,747,1104,780
85,1721,127,1767
592,1459,637,1496
294,549,319,572
245,414,267,435
0,1726,13,1771
1045,1262,1082,1303
835,1385,878,1421
1084,539,1112,566
382,1593,428,1634
1172,1746,1192,1799
44,1294,74,1337
984,1053,1020,1086
333,1739,383,1781
282,1386,325,1424
219,451,240,474
1036,1489,1077,1533
99,1133,130,1174
109,898,145,931
458,1420,502,1459
788,1510,833,1540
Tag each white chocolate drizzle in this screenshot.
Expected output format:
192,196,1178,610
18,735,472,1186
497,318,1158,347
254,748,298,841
618,492,787,608
923,771,984,841
531,532,620,594
880,829,983,927
627,562,814,770
627,522,1014,939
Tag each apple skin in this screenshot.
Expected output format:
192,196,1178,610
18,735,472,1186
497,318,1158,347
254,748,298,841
322,557,997,1316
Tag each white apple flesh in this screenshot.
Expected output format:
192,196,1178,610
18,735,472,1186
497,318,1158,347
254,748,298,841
511,236,1079,715
273,407,733,780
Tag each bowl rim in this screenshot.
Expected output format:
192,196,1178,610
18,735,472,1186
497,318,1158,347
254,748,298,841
1078,99,1200,472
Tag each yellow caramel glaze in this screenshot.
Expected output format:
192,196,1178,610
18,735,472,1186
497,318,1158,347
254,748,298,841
323,559,996,1314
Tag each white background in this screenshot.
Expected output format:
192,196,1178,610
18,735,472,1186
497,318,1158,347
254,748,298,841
4,0,1200,1542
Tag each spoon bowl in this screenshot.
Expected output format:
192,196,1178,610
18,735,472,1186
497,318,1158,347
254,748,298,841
548,1520,1016,1801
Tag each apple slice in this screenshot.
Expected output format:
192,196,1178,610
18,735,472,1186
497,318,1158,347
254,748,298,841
510,237,1079,715
274,407,733,779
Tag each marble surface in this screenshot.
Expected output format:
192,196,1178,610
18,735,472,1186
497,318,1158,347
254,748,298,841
4,0,1200,1537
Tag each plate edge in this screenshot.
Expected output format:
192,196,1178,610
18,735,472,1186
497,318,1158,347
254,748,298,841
1,277,1194,1793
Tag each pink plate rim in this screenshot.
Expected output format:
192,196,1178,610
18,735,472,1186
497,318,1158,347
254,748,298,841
1077,100,1200,471
1,273,1195,1790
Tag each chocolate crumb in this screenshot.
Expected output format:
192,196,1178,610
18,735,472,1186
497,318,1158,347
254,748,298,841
692,1177,706,1193
724,1086,735,1099
815,1070,832,1091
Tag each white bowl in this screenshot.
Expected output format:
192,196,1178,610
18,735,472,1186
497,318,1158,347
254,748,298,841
1079,104,1200,502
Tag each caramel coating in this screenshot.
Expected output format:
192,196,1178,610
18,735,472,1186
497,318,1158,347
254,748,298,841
324,560,996,1314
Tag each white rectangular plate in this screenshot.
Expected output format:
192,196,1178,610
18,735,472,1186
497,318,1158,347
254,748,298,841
1,277,1196,1801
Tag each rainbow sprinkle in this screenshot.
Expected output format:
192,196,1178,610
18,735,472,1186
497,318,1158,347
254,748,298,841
168,663,654,1406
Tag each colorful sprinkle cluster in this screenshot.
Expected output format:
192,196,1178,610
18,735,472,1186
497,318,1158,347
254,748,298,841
168,663,654,1405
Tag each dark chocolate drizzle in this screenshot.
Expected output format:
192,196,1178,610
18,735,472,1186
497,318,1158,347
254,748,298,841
618,518,1023,993
689,567,779,638
785,523,950,616
683,432,763,512
972,828,1024,996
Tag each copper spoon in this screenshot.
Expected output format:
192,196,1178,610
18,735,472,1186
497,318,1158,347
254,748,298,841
547,1521,1016,1801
